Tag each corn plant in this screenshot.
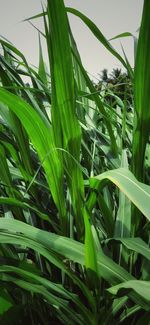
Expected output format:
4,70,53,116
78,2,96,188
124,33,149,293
0,0,149,324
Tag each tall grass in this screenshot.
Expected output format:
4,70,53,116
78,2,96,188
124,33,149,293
0,0,149,324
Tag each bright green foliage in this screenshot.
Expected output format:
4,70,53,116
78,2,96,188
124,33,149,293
0,0,149,324
46,0,85,237
132,0,150,182
92,168,150,221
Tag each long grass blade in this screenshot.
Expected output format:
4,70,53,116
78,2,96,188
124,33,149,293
132,0,150,181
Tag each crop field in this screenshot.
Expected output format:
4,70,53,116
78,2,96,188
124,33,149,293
0,0,149,324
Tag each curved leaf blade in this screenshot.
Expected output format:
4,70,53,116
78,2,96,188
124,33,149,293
92,168,150,221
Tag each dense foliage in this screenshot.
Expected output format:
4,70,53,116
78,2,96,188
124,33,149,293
0,0,149,324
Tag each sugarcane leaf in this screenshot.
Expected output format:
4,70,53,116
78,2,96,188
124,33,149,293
0,87,66,227
107,280,150,305
0,265,93,324
116,237,150,262
132,0,150,181
0,197,50,223
83,208,98,283
114,151,131,265
0,218,150,310
38,34,47,85
0,217,132,284
23,12,47,22
46,0,84,236
109,32,133,41
67,7,132,77
92,168,150,221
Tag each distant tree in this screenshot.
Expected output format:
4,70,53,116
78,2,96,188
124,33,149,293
100,68,109,82
96,68,132,103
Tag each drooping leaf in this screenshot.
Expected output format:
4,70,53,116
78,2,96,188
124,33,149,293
92,168,150,221
107,280,150,307
67,7,133,77
0,87,66,231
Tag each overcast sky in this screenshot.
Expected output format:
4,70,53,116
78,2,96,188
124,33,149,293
0,0,144,79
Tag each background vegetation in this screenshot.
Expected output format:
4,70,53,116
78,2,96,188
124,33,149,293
0,0,149,324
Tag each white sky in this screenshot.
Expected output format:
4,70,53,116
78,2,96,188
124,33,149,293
0,0,144,79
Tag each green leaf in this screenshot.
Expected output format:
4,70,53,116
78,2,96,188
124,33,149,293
38,34,47,85
67,7,133,77
0,87,66,231
23,12,47,22
118,237,150,262
83,208,98,284
114,151,131,265
114,152,131,239
0,218,150,310
0,218,132,283
0,144,14,196
0,290,13,315
0,265,93,324
0,218,96,312
0,197,50,223
92,168,150,221
132,0,150,181
109,32,133,41
46,0,84,236
107,280,150,305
